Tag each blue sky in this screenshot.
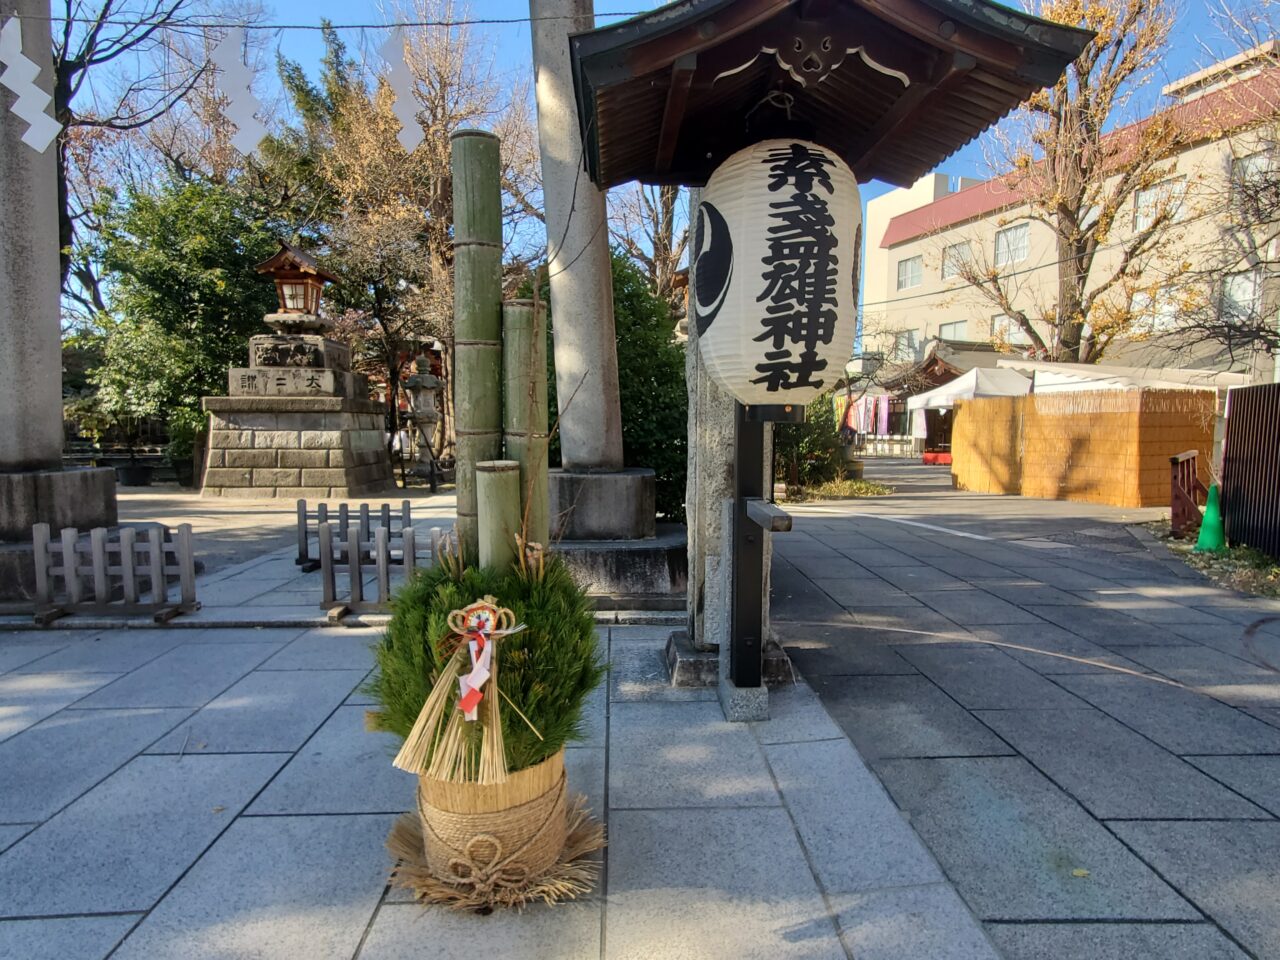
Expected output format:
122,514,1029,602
260,0,1233,206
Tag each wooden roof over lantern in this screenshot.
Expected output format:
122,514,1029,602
569,0,1093,188
254,242,340,284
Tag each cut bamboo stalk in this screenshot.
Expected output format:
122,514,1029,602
452,128,504,564
476,460,521,572
502,299,550,548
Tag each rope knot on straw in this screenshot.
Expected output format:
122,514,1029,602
443,835,531,894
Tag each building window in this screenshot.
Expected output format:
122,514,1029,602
1221,267,1263,322
891,329,919,361
994,223,1029,267
1131,287,1179,332
1133,177,1186,232
941,242,972,280
1231,151,1273,214
896,255,923,290
938,320,967,340
992,313,1031,346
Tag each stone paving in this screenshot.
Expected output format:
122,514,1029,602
774,461,1280,959
0,608,997,958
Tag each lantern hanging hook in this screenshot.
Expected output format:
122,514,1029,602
745,89,795,128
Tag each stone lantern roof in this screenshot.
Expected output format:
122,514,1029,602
569,0,1093,188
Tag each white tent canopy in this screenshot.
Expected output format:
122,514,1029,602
906,367,1032,411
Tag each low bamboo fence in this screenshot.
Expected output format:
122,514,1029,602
951,389,1214,508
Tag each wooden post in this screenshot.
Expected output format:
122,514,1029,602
375,525,391,603
296,499,309,564
119,526,138,604
477,460,521,572
32,523,51,605
147,526,166,604
502,299,550,548
403,526,417,579
452,129,504,563
90,527,109,604
401,499,411,532
177,524,196,606
359,503,371,557
348,526,363,604
61,527,81,604
319,522,336,606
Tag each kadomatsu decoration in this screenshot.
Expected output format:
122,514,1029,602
367,543,606,909
692,139,860,407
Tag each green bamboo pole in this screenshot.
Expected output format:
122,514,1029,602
451,129,504,563
476,460,521,571
502,298,550,548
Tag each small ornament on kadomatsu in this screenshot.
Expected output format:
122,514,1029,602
447,600,522,721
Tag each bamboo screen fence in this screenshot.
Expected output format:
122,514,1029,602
951,389,1215,508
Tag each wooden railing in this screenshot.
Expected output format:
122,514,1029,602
1169,450,1209,538
1222,383,1280,557
31,522,198,623
295,498,413,569
317,522,446,618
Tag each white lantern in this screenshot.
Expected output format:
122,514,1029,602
691,139,860,407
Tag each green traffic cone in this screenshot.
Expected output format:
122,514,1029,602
1194,483,1226,552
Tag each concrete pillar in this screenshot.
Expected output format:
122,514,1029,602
1,0,63,471
529,0,624,472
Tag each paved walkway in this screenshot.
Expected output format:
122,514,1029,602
0,579,995,957
774,461,1280,959
117,486,454,575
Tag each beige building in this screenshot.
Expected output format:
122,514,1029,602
861,45,1279,381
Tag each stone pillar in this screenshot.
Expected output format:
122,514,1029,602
1,0,63,472
684,189,738,650
528,0,624,472
0,0,117,603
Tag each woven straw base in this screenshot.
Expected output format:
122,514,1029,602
387,794,605,910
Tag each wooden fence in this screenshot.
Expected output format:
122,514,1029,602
318,522,446,618
32,522,198,623
295,499,413,569
1222,383,1280,558
951,389,1215,508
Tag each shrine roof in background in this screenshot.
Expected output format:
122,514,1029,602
569,0,1092,188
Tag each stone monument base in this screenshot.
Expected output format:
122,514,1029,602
548,468,656,540
202,397,393,498
0,466,118,603
551,523,687,602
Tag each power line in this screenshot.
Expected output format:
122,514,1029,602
9,11,651,30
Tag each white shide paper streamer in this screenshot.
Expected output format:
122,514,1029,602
0,17,62,152
210,27,267,156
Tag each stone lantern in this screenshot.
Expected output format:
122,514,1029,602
254,242,339,333
403,351,448,491
199,242,393,499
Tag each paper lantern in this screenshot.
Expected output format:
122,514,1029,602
692,139,860,407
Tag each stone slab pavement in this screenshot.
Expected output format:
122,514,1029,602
0,611,1000,959
774,460,1280,959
